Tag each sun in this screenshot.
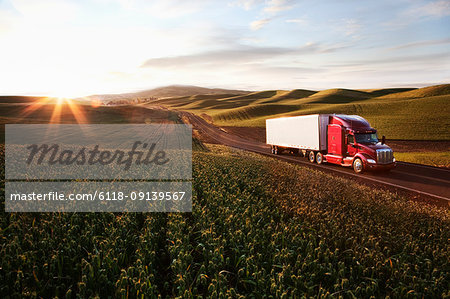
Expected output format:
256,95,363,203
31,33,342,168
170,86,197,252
49,87,87,99
56,97,67,105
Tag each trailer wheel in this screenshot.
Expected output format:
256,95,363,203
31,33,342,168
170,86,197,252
274,146,279,155
353,158,364,173
316,152,323,164
308,151,315,163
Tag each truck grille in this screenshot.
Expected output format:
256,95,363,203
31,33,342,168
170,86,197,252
376,149,394,164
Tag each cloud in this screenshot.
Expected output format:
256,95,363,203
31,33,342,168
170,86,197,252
98,0,209,18
342,19,361,37
386,0,450,28
390,38,450,50
10,0,79,21
233,0,293,12
241,63,324,75
250,18,271,30
332,52,450,69
407,0,450,18
0,9,18,34
141,42,346,68
230,0,262,10
286,18,307,24
263,0,294,13
246,0,295,30
141,46,290,68
145,0,210,18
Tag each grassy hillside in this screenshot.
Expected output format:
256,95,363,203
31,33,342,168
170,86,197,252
145,84,450,140
306,88,371,103
376,84,450,99
1,144,448,297
222,94,449,140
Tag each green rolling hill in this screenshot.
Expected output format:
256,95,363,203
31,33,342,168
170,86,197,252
141,84,450,140
1,84,448,140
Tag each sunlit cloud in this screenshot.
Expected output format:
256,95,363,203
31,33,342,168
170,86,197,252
10,0,79,22
141,42,346,68
341,19,361,37
286,18,307,24
263,0,294,13
389,38,450,50
385,0,450,28
406,0,450,18
104,0,211,18
229,0,262,10
250,18,271,30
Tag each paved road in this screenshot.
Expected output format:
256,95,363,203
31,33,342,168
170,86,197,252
181,111,450,205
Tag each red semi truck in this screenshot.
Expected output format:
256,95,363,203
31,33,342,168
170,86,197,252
266,114,396,173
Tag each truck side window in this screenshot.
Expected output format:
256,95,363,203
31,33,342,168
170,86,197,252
348,135,354,144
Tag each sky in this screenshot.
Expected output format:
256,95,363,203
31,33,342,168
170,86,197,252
0,0,449,97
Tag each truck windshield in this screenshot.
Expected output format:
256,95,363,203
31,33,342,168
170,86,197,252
355,133,378,144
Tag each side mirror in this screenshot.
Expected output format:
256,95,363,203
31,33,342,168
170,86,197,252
381,135,386,145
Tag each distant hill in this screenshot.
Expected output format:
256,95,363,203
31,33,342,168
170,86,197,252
134,85,249,98
141,83,449,140
0,96,48,103
377,84,450,99
360,88,416,97
86,85,250,102
306,88,371,103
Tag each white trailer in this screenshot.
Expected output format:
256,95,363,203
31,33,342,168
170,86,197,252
266,114,329,155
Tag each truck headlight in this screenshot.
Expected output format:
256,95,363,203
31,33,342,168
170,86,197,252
367,159,376,164
393,157,396,162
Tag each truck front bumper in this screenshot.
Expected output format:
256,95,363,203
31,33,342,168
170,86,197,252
366,162,396,171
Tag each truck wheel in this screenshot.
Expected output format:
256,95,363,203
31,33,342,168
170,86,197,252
316,152,323,164
353,158,364,173
308,151,315,163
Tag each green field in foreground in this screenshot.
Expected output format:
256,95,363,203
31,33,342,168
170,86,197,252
146,84,450,140
1,144,448,297
395,151,450,168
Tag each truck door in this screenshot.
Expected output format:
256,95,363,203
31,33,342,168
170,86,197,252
327,125,344,155
347,134,357,157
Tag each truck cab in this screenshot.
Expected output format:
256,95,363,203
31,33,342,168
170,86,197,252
325,115,396,173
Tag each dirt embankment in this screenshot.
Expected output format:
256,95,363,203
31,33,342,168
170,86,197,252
220,126,450,153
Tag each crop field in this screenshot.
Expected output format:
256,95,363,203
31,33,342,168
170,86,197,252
0,97,180,142
394,151,450,168
145,84,450,140
1,144,449,297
